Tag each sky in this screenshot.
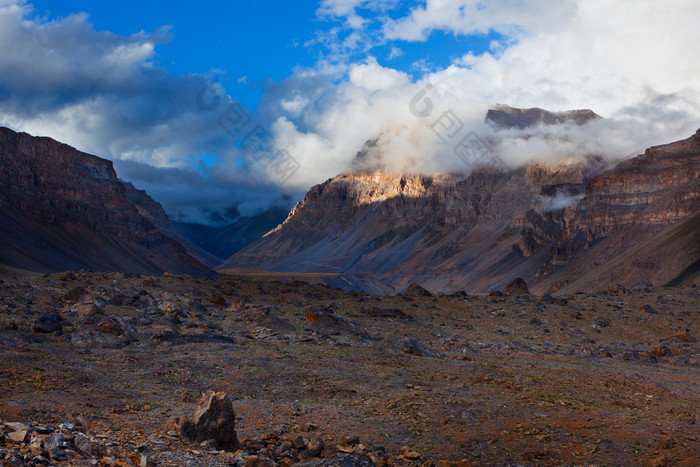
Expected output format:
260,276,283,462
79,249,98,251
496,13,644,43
1,0,699,225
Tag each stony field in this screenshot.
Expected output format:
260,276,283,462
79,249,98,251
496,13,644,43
0,272,698,466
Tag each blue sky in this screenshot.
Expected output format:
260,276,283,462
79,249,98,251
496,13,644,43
27,0,501,106
1,1,699,224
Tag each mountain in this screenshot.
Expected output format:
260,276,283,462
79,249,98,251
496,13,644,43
532,128,700,292
223,156,608,293
0,127,213,276
486,104,601,129
174,206,289,262
223,126,700,294
122,181,222,268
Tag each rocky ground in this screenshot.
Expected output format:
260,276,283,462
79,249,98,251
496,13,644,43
0,271,698,466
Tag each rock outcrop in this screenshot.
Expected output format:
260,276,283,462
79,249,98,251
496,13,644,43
0,127,213,276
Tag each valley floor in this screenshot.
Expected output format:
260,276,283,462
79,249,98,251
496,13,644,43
0,272,698,466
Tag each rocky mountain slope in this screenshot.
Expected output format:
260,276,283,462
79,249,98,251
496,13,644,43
533,128,700,292
122,181,222,268
0,127,213,276
224,127,700,294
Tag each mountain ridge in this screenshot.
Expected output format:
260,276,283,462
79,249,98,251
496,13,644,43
224,126,700,294
0,127,214,276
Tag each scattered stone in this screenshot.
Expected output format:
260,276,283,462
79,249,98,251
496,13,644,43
306,437,324,456
291,435,306,450
188,300,207,314
76,413,90,428
404,284,432,297
400,337,439,357
95,318,124,336
651,455,672,467
33,313,63,334
74,432,100,457
651,345,671,358
62,286,87,302
243,455,274,467
170,390,240,451
639,304,657,314
208,294,227,307
365,307,415,321
400,446,422,460
608,284,628,294
45,432,67,461
662,330,696,343
59,272,77,281
304,307,370,340
503,277,530,295
58,422,78,432
8,429,30,443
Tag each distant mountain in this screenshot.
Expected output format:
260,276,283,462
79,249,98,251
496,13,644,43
122,181,221,268
0,127,213,276
223,117,699,294
175,206,289,262
486,104,601,129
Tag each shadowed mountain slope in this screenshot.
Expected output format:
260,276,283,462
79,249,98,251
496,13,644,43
0,127,213,276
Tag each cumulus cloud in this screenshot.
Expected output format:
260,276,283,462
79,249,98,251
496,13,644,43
0,1,296,225
261,0,700,187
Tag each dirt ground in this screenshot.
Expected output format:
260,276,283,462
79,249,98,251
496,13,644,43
0,271,698,466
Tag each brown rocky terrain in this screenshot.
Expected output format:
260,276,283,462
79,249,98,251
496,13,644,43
0,270,698,465
0,127,213,277
225,128,700,295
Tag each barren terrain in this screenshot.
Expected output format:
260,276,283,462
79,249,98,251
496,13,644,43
0,271,698,466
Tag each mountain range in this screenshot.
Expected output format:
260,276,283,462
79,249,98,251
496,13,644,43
1,107,698,294
223,110,700,294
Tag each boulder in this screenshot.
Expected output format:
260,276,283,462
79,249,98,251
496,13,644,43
33,312,63,334
503,277,530,295
403,284,432,297
63,286,87,303
171,390,240,451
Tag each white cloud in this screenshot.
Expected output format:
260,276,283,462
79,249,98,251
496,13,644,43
0,1,295,224
263,0,700,189
349,57,410,91
383,0,577,41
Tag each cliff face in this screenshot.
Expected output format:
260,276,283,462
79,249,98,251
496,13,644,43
225,128,700,294
0,127,213,276
578,129,700,234
532,129,700,292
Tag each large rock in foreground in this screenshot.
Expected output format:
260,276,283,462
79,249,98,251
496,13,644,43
172,390,240,452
